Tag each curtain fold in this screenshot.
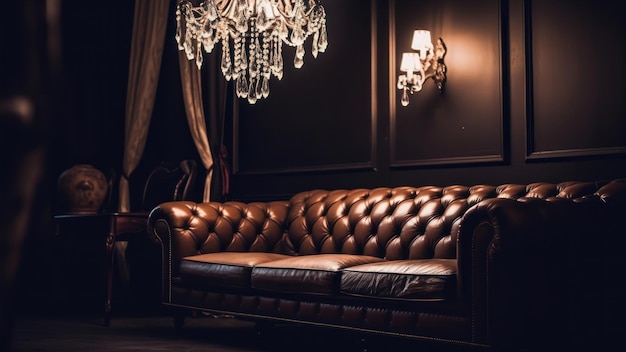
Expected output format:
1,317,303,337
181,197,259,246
178,51,214,202
118,0,170,212
206,49,229,200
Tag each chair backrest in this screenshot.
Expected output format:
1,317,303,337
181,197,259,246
141,160,198,212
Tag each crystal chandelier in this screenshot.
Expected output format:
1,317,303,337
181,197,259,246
175,0,328,104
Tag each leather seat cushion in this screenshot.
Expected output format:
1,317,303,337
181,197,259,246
179,252,292,289
340,259,457,301
251,254,385,295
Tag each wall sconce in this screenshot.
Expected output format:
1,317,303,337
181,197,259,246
397,30,447,106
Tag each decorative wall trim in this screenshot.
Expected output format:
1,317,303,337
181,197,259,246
389,0,505,168
526,147,626,160
391,154,504,168
232,0,378,176
524,0,626,160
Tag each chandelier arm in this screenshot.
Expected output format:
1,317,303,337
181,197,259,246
219,0,241,21
190,7,205,20
274,1,322,29
273,0,318,18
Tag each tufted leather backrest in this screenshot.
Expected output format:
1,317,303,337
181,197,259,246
149,200,290,274
285,181,614,260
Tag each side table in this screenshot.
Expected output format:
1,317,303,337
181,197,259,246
53,212,148,326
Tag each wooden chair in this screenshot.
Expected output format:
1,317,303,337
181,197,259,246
141,160,198,212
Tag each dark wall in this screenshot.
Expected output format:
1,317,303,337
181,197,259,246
46,0,134,211
47,0,200,211
40,0,626,207
227,0,626,201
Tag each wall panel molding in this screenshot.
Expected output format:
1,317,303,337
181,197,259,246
232,0,378,176
389,0,505,168
524,0,626,160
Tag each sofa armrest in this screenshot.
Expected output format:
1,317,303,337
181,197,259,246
457,197,599,348
147,200,290,304
147,200,290,278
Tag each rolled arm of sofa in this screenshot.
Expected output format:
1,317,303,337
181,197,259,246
456,196,596,348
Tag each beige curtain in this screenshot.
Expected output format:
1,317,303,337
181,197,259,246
206,54,230,200
177,0,232,202
118,0,170,212
178,51,215,202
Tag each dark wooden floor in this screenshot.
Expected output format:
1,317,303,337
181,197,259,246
10,311,480,352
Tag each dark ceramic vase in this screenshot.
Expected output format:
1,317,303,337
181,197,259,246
57,164,108,214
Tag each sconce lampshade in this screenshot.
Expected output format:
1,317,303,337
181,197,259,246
400,52,422,73
411,30,433,52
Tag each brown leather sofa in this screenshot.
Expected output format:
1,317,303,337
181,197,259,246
147,179,626,351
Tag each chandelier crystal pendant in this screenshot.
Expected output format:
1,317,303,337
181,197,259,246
175,0,328,104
